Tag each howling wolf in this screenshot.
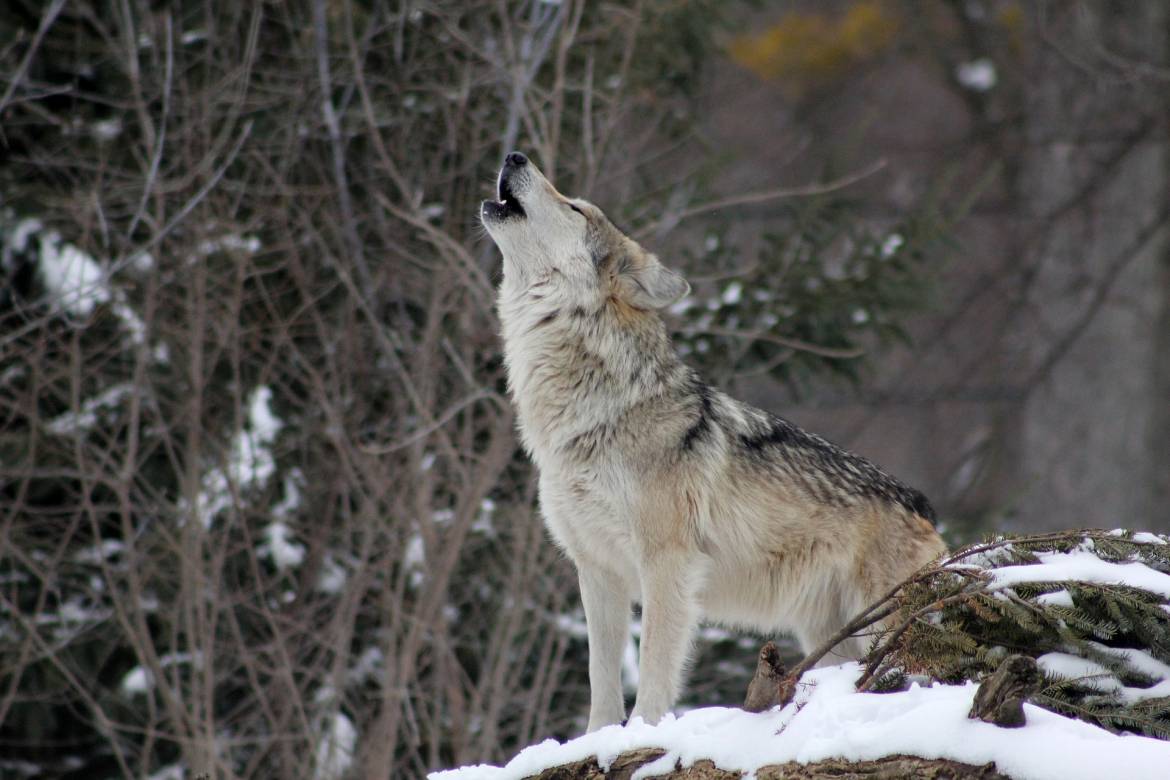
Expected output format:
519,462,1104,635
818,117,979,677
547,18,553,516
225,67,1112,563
481,152,946,731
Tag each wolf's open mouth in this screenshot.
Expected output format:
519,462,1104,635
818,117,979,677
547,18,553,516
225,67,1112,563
483,170,526,221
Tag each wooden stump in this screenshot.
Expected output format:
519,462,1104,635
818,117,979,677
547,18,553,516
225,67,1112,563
743,641,797,712
968,655,1041,728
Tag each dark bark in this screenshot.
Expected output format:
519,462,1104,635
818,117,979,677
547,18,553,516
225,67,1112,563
743,641,794,712
524,751,1012,779
968,655,1040,728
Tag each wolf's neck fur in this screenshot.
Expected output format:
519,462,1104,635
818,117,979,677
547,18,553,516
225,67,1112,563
498,273,687,463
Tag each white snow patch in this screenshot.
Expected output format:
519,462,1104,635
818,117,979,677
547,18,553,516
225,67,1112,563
10,217,43,253
45,383,135,435
1132,532,1167,545
181,29,207,45
38,231,109,316
1090,643,1170,683
120,652,199,697
272,469,304,519
348,646,385,685
721,281,742,306
73,539,126,565
30,228,157,350
405,533,425,587
430,663,1170,780
1037,652,1118,693
185,386,282,528
880,233,903,258
554,613,588,639
1033,589,1073,608
317,555,348,594
91,118,122,141
472,498,496,535
956,59,997,91
197,234,261,256
131,251,155,272
261,521,305,570
622,635,640,694
314,711,357,780
146,765,184,780
1038,650,1170,704
0,759,44,778
989,550,1170,598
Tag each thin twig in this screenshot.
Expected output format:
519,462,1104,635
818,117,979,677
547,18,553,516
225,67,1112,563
0,0,67,115
634,159,888,240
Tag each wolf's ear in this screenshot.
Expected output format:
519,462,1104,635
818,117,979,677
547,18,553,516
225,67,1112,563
610,251,690,309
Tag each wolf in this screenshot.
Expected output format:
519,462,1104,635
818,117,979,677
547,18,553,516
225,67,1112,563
480,152,946,731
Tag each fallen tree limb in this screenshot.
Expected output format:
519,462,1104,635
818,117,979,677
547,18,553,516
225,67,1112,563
524,751,1011,779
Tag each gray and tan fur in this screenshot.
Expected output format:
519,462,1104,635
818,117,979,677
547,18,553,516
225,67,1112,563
480,152,946,731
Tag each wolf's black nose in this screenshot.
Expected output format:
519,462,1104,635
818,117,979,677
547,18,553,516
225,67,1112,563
505,152,528,168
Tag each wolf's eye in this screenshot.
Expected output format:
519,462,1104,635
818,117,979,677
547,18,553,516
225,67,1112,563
567,203,584,216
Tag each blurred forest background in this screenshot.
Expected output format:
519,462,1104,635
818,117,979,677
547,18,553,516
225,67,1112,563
0,0,1167,777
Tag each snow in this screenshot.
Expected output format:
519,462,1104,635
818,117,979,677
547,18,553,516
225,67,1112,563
45,383,134,435
956,59,997,91
314,711,357,780
1132,532,1167,545
21,225,159,352
261,521,305,570
1036,652,1117,693
347,646,385,685
185,386,282,528
197,234,261,256
317,555,348,594
119,652,199,697
431,663,1170,780
879,233,903,258
37,231,110,316
1038,650,1170,703
73,539,125,564
472,498,496,535
989,550,1170,598
1033,589,1073,608
721,281,742,306
10,217,42,252
91,118,122,140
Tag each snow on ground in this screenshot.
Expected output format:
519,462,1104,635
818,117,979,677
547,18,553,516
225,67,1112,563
431,662,1170,780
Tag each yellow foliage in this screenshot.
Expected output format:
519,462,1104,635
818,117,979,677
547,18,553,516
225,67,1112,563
728,1,899,90
995,2,1026,53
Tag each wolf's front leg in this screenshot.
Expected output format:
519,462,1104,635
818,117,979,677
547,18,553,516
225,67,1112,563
629,549,700,724
579,567,630,731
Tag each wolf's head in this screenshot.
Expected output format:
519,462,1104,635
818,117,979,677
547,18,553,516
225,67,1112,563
481,152,689,309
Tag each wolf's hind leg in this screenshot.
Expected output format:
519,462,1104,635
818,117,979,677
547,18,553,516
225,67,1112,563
629,549,701,724
580,567,630,732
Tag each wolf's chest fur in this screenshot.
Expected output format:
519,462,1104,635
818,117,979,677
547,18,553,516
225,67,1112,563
499,284,692,472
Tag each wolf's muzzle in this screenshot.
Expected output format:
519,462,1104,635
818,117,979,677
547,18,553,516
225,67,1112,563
482,151,529,222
